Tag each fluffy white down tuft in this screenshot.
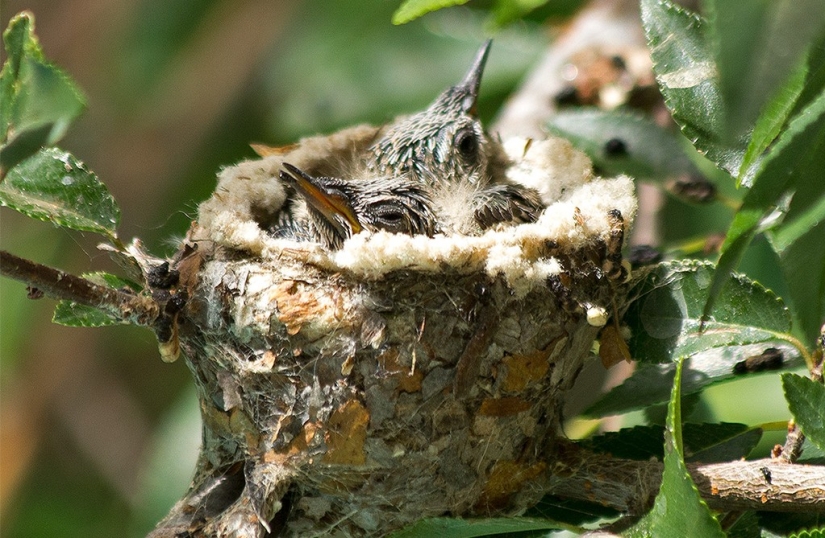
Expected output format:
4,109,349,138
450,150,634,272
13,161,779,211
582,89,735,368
196,135,636,296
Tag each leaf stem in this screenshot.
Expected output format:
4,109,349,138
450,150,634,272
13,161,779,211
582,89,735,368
774,332,815,371
715,192,741,211
0,249,158,326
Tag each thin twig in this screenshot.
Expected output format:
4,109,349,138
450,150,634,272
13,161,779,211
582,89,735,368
0,249,158,326
779,353,825,462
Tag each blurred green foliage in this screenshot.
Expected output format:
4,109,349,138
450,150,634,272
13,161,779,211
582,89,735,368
2,0,824,536
0,1,547,536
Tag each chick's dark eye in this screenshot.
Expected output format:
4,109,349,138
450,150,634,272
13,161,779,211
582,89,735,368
374,205,407,232
455,129,479,162
382,211,403,223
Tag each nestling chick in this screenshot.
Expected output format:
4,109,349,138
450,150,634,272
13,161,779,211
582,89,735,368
369,40,492,186
278,163,437,250
368,40,545,232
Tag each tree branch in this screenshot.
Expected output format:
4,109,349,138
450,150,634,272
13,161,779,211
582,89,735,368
0,249,158,326
547,442,825,514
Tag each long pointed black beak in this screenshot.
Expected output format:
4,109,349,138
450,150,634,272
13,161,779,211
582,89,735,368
279,163,363,240
456,39,492,116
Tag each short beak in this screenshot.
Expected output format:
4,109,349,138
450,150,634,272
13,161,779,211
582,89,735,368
456,39,492,116
279,163,363,238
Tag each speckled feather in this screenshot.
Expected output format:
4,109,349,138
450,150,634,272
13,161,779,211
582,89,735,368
279,163,437,250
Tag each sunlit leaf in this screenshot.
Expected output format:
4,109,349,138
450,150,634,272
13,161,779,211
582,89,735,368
764,92,825,342
790,527,825,538
0,148,120,240
704,88,825,340
789,29,825,120
84,271,142,292
738,60,807,186
783,373,825,453
768,195,825,253
641,0,742,176
586,261,802,416
625,358,725,537
705,0,825,146
629,261,792,361
0,12,85,174
585,340,803,417
392,0,470,25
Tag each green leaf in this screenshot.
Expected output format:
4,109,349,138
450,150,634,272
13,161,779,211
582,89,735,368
545,109,702,181
52,272,137,327
704,87,825,340
0,11,86,174
768,194,825,252
798,437,825,465
791,528,825,538
629,261,792,362
768,218,825,344
2,11,43,78
731,67,825,218
586,343,802,417
0,12,39,133
705,0,825,146
586,260,802,416
726,511,761,538
84,271,142,292
640,0,742,176
581,423,761,463
790,28,825,120
761,513,825,536
490,0,551,27
0,147,120,240
764,90,825,342
738,59,807,186
390,517,565,537
682,423,762,462
392,0,470,25
624,358,725,538
783,373,825,452
581,425,666,460
53,301,122,327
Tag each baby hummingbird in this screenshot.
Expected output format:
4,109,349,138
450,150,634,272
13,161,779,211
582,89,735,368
278,163,437,250
369,40,492,186
368,40,544,232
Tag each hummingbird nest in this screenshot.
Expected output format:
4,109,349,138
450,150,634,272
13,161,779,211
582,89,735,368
160,126,636,537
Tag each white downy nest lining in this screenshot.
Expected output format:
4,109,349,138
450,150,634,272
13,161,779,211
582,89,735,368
197,125,636,297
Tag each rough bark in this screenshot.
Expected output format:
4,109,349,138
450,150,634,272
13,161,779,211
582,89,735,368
545,440,825,514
